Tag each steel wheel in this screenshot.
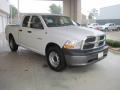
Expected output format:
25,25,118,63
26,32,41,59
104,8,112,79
46,46,66,71
49,51,60,68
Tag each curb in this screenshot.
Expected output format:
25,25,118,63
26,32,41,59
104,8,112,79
109,47,120,54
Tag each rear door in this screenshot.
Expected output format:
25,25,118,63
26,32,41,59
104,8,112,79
19,16,31,47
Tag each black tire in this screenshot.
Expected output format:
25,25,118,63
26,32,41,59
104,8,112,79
117,27,120,31
9,36,18,52
46,46,66,71
119,28,120,31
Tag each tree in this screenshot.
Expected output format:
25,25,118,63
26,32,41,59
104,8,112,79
88,8,98,20
10,5,18,18
88,13,94,20
49,4,62,14
91,8,98,18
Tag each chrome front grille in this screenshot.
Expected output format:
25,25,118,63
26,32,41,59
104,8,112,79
83,44,94,49
100,35,104,40
83,35,105,50
85,36,96,43
99,41,104,46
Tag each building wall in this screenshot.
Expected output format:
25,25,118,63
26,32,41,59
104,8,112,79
0,0,9,14
96,4,120,25
96,19,120,25
97,4,120,20
0,14,8,32
0,0,9,32
81,14,87,25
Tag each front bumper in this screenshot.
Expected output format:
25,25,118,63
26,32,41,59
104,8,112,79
62,46,108,66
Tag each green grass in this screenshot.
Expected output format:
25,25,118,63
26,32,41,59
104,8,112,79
106,39,120,47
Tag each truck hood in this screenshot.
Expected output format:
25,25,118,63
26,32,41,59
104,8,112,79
47,26,105,40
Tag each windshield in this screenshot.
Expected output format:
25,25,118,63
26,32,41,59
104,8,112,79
42,15,74,27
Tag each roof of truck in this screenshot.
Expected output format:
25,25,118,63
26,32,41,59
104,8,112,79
21,13,64,16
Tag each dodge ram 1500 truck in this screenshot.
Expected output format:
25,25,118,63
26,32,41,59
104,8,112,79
5,14,108,71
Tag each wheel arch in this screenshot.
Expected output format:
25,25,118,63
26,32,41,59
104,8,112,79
45,42,61,55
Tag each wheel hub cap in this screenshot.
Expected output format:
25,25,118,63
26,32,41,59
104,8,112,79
49,51,60,67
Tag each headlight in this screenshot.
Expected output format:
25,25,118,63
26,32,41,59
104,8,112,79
63,40,82,49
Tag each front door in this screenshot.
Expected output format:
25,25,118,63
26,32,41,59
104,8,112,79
26,16,46,53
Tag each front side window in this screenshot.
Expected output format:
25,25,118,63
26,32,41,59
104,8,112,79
30,16,44,29
42,15,74,27
22,16,30,27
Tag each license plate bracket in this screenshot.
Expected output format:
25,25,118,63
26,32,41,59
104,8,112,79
98,52,103,59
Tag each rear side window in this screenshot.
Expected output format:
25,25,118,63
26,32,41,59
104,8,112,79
22,16,30,27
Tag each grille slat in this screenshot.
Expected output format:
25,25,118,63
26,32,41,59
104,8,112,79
83,44,94,49
85,36,96,43
100,35,105,40
99,41,104,46
83,35,105,50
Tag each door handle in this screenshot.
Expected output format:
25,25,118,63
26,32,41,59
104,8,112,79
27,31,32,33
19,29,22,32
37,37,42,40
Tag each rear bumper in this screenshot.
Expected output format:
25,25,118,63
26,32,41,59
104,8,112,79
62,46,108,66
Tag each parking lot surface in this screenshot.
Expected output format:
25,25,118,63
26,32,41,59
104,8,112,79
0,33,120,90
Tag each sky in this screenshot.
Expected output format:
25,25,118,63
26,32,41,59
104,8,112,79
82,0,120,15
10,0,63,13
10,0,120,15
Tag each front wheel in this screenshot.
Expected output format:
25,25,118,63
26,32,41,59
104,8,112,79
117,27,120,31
46,46,66,71
9,36,18,52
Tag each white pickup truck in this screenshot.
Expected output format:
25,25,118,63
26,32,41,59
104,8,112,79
87,23,101,30
100,23,117,31
5,14,108,71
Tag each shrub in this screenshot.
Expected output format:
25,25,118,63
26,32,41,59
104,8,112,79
106,39,120,47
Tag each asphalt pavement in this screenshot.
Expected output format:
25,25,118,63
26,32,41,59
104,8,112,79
0,32,120,90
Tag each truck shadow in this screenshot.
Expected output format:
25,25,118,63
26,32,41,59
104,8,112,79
0,47,102,74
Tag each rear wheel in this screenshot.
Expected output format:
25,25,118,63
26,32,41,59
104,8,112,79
9,36,18,52
46,46,66,71
117,27,120,31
